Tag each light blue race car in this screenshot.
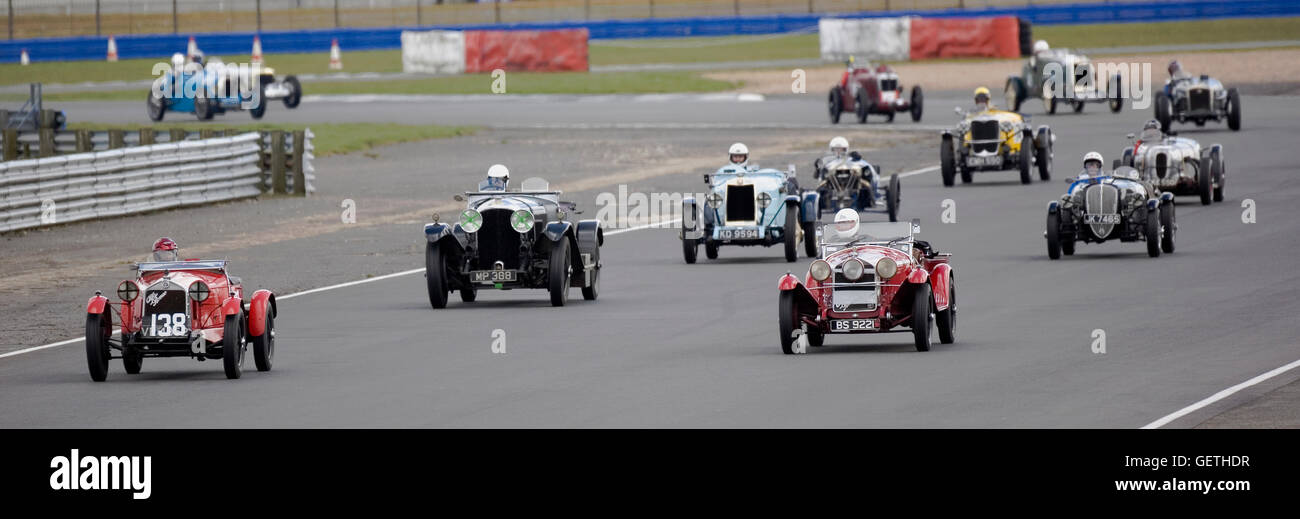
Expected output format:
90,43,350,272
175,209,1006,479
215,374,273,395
680,164,819,263
147,57,301,122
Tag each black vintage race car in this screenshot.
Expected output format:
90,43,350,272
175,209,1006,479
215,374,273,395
1046,166,1175,259
422,177,602,307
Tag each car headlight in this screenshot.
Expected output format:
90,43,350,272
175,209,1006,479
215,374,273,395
999,121,1014,133
810,260,832,282
706,193,723,209
117,280,139,302
511,209,535,233
756,192,772,209
842,258,866,281
459,209,482,233
188,281,210,302
875,257,898,279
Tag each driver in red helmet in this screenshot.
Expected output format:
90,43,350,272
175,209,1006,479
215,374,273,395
151,237,179,262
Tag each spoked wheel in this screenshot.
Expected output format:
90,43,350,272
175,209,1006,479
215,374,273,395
252,305,275,372
425,242,449,309
1212,152,1225,202
223,312,246,380
85,308,113,382
912,283,933,352
936,276,956,344
548,236,571,307
1036,129,1052,181
1161,200,1176,254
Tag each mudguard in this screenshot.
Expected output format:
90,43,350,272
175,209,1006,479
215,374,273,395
1160,192,1174,203
930,264,953,311
1036,126,1052,149
543,221,573,243
801,191,819,222
1146,199,1160,211
221,297,242,317
777,275,820,315
576,219,603,248
87,294,109,315
424,222,467,251
907,267,929,285
248,290,276,337
1047,200,1060,214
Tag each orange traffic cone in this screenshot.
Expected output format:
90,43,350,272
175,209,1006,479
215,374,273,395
251,35,263,66
187,36,198,60
20,48,30,66
328,38,343,70
106,36,118,62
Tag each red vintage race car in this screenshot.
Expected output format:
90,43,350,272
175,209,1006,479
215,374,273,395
777,213,954,353
828,58,924,124
84,256,276,381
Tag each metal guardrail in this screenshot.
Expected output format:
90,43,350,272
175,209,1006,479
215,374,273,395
0,129,315,233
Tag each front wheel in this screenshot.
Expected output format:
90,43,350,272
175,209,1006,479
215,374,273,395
940,137,956,187
223,312,245,380
886,174,900,222
1213,156,1225,202
1161,201,1176,254
802,219,818,258
146,91,165,121
705,239,719,260
828,88,843,124
1145,208,1162,258
85,309,112,382
783,206,798,262
1155,91,1172,132
936,276,956,344
682,235,698,264
425,243,449,309
283,76,303,109
1226,88,1241,131
1018,139,1033,184
581,245,600,301
778,291,800,355
912,283,933,352
252,305,274,372
548,236,571,307
909,85,924,122
855,90,870,124
1046,211,1062,260
1036,129,1052,181
1072,100,1085,113
1198,156,1214,206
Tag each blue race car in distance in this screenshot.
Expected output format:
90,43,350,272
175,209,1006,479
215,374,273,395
680,164,819,263
147,54,302,122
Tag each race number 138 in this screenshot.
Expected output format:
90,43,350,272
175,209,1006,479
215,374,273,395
148,313,188,336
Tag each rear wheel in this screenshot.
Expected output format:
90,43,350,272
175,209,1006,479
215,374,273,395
940,137,956,187
855,90,870,124
1004,77,1024,112
85,309,112,382
146,91,165,121
1155,91,1172,132
910,86,924,121
887,174,900,222
1145,207,1162,258
783,207,798,262
249,77,269,119
912,283,933,352
802,220,817,258
1072,100,1085,113
705,239,719,260
1213,156,1225,202
1161,200,1176,254
548,236,571,307
123,348,143,374
960,161,973,184
223,313,245,380
1046,211,1062,260
1018,138,1033,184
425,243,449,309
460,287,477,302
194,94,214,120
778,290,799,355
1198,156,1214,206
1226,88,1241,131
581,245,600,301
682,235,698,264
828,88,842,124
936,276,956,344
283,76,302,109
1108,75,1124,113
252,306,275,372
1036,131,1052,181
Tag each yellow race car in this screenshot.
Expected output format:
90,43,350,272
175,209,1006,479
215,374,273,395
940,90,1053,186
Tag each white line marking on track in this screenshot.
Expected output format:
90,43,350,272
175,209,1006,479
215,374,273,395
1141,358,1300,429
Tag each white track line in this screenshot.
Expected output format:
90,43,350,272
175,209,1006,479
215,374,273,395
4,164,941,359
1141,358,1300,429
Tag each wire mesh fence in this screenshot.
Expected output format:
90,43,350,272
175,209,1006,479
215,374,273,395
4,0,1094,39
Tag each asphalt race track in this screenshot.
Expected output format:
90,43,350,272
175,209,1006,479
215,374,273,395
2,91,1298,427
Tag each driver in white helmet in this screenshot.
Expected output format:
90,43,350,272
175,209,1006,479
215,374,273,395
1029,40,1051,68
1080,151,1105,179
815,136,878,193
726,142,749,169
480,164,510,191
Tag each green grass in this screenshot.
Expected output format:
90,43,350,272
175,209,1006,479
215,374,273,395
67,122,475,157
1034,17,1300,50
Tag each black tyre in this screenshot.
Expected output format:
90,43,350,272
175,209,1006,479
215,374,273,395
1227,88,1241,131
802,220,817,258
223,312,245,380
1018,138,1033,184
783,206,798,262
1145,207,1161,258
936,276,956,345
808,328,825,347
1046,211,1062,260
1121,147,1134,168
581,245,600,301
1072,100,1085,113
1061,232,1075,256
1044,93,1058,115
1160,200,1176,254
828,88,842,124
425,242,449,309
460,287,477,302
682,235,698,264
1213,155,1225,202
194,94,214,121
146,91,165,121
960,161,973,184
1036,129,1052,181
85,309,112,382
283,76,302,109
1155,91,1172,132
252,305,274,372
1004,77,1024,112
548,236,571,307
249,76,269,119
705,239,719,260
855,90,869,124
940,137,956,187
912,283,933,352
1109,75,1124,113
910,85,923,122
885,111,896,123
886,174,900,222
1198,156,1214,206
778,290,799,355
123,348,143,374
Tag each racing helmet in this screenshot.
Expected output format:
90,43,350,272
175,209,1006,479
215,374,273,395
171,52,185,70
1033,40,1050,54
829,136,849,159
728,142,749,165
483,164,509,191
974,86,991,110
830,208,860,240
1082,151,1105,175
1140,119,1163,141
152,237,179,262
1167,60,1187,79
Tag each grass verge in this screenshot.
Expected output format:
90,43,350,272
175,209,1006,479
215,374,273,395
68,122,476,157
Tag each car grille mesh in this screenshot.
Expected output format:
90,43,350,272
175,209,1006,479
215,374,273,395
879,78,897,92
477,209,522,270
726,184,755,223
142,288,186,335
1189,88,1211,111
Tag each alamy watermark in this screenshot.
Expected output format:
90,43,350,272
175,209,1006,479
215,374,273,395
149,60,262,109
